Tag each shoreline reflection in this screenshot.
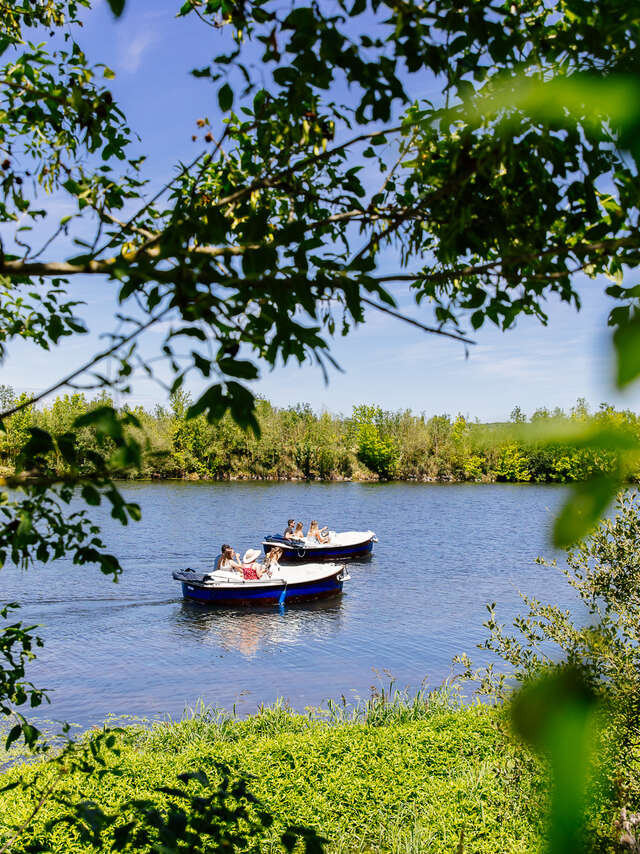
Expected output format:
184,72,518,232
173,598,345,658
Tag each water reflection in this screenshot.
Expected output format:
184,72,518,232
174,598,345,658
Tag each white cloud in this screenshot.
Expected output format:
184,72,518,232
117,12,167,74
120,30,157,74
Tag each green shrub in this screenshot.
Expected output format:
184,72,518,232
0,697,546,854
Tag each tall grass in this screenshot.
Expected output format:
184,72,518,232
138,680,464,753
322,679,462,726
0,681,547,854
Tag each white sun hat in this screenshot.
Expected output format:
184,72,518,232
242,548,261,564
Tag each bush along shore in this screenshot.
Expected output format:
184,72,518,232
0,682,630,854
0,688,550,854
1,386,638,483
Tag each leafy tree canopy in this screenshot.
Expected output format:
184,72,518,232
2,0,639,428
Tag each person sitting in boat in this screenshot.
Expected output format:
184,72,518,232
283,519,296,539
263,546,283,577
308,520,330,544
216,544,243,574
293,522,306,541
241,548,267,580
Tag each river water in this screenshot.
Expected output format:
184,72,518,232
1,482,582,728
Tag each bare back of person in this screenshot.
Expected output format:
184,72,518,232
217,544,243,573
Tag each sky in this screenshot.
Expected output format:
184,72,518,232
3,0,639,421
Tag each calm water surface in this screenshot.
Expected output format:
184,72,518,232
1,482,580,727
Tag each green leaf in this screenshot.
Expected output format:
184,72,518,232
21,722,39,747
82,484,102,506
511,667,598,854
187,384,227,423
217,358,259,380
226,382,260,436
470,310,484,330
5,724,21,749
110,440,141,470
62,178,82,196
121,412,141,429
106,0,126,16
553,476,619,547
74,407,123,441
57,432,77,464
613,311,640,387
21,427,54,457
218,83,234,112
193,352,211,377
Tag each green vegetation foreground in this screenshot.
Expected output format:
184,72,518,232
0,695,547,854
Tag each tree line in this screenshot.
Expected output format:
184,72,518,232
1,385,636,483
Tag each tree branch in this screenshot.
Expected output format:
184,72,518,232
1,237,636,286
360,297,475,344
0,308,172,420
213,125,404,209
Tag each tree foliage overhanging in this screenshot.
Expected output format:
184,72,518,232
3,0,640,425
3,5,640,851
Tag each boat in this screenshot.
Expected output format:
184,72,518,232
262,530,377,562
172,562,350,606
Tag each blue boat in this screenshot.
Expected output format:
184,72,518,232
172,563,350,606
262,530,377,563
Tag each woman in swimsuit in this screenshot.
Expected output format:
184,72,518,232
307,520,329,544
217,544,243,573
293,522,305,540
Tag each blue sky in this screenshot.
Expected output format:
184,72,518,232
4,0,639,421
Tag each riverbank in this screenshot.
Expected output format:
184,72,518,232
0,693,549,853
1,389,636,483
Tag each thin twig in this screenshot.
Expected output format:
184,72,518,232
29,220,69,261
370,128,418,208
0,308,172,420
98,210,156,241
360,296,475,344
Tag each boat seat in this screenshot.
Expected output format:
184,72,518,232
210,570,242,583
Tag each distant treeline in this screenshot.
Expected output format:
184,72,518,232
0,386,637,483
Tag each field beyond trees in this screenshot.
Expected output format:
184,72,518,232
1,386,637,484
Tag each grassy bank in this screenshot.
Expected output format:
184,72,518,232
0,692,549,854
